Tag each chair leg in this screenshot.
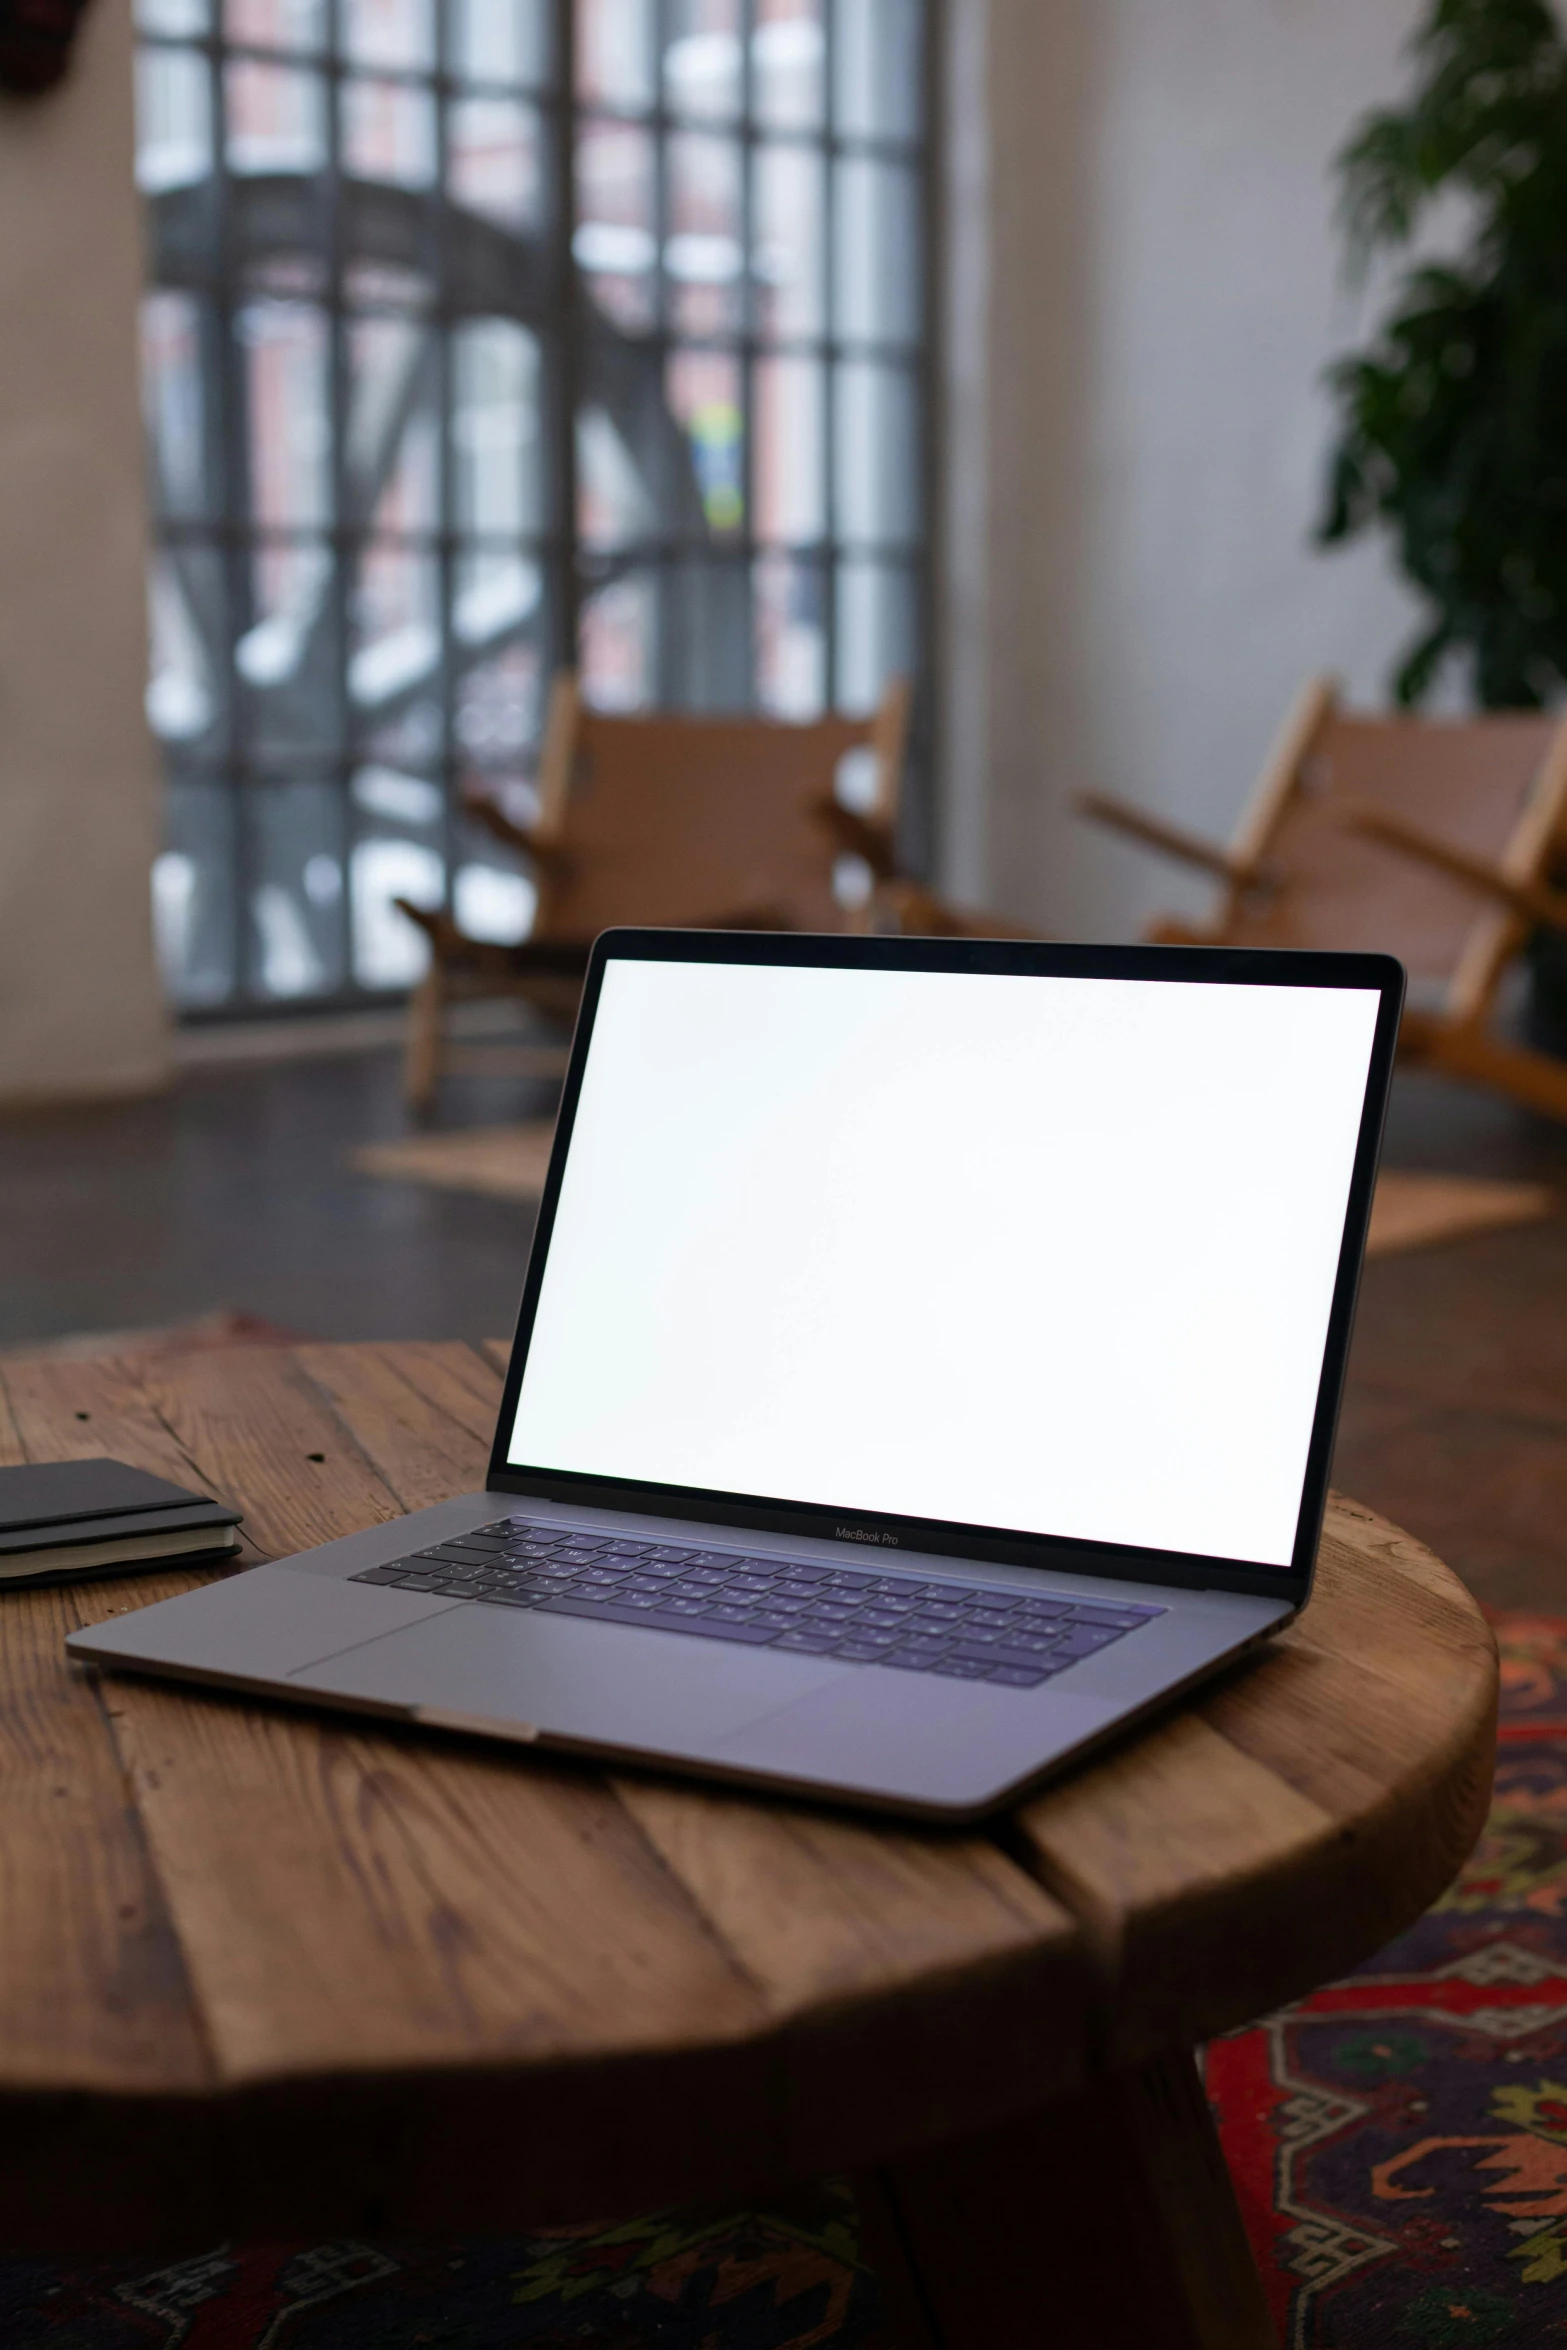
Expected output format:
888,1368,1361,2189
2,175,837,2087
1144,918,1215,947
404,965,445,1116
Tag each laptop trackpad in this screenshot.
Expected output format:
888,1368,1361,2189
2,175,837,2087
289,1603,848,1753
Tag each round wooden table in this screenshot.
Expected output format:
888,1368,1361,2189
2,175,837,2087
0,1342,1496,2350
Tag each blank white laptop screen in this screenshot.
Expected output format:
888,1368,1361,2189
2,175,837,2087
508,959,1381,1569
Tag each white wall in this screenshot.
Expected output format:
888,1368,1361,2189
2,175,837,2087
0,0,169,1104
941,0,1433,940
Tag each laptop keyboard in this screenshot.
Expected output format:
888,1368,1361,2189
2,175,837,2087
350,1517,1166,1690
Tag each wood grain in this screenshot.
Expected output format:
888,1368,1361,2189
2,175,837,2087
0,1350,263,1567
292,1346,1089,2168
1011,1497,1496,2063
0,1343,1497,2261
0,1356,211,2131
46,1347,791,2227
295,1340,499,1507
614,1777,1089,2169
54,1346,1072,2222
89,1351,763,2087
100,1680,766,2080
396,1336,510,1440
0,1371,26,1467
0,1577,207,2095
135,1344,404,1561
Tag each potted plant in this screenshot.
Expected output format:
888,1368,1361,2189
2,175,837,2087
1319,0,1567,1047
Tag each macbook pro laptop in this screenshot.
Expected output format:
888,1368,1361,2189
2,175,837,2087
69,932,1403,1820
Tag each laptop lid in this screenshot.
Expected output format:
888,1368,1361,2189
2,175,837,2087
488,934,1403,1603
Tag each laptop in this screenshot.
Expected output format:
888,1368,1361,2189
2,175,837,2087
69,932,1403,1821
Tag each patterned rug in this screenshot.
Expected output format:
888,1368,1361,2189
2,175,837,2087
0,2186,879,2350
4,1615,1559,2349
1208,1610,1567,2347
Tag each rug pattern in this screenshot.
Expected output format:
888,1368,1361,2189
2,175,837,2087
5,1616,1562,2348
0,2185,882,2350
1207,1610,1567,2346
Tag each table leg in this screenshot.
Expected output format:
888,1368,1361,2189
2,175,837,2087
851,2048,1275,2350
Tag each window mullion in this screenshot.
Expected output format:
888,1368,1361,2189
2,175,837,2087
557,0,583,685
325,0,355,993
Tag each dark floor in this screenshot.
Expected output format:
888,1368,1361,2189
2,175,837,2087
1335,1071,1567,1615
0,1052,1561,1614
0,1049,552,1352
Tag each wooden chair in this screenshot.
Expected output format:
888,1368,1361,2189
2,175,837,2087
811,803,1042,942
397,674,911,1111
1079,675,1567,1122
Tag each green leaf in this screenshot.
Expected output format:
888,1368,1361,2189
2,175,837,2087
1322,0,1567,705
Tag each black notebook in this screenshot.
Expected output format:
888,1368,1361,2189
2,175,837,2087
0,1459,242,1587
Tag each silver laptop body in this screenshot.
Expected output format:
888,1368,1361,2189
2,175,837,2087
70,933,1403,1821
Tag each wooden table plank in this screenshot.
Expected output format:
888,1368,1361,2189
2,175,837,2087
50,1350,821,2230
87,1352,770,2071
1014,1711,1337,2061
1010,1500,1497,2064
615,1778,1089,2168
1303,1501,1497,1704
1321,1489,1483,1612
0,1369,27,1467
1202,1507,1497,1831
99,1679,767,2078
288,1347,1090,2163
0,1343,1495,2254
136,1346,405,1562
618,1780,1072,2017
295,1342,499,1507
1202,1634,1475,1819
0,1578,208,2095
75,1344,1077,2218
0,1359,210,2108
0,1351,265,1568
390,1339,510,1445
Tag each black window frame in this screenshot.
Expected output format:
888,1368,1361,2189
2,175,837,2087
135,0,939,1018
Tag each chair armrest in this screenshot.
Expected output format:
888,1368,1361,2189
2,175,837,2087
392,899,592,978
1336,801,1567,937
813,797,899,879
873,880,1041,940
462,791,571,876
693,903,796,932
1075,793,1260,887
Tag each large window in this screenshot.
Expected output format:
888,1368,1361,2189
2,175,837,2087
135,0,931,1011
